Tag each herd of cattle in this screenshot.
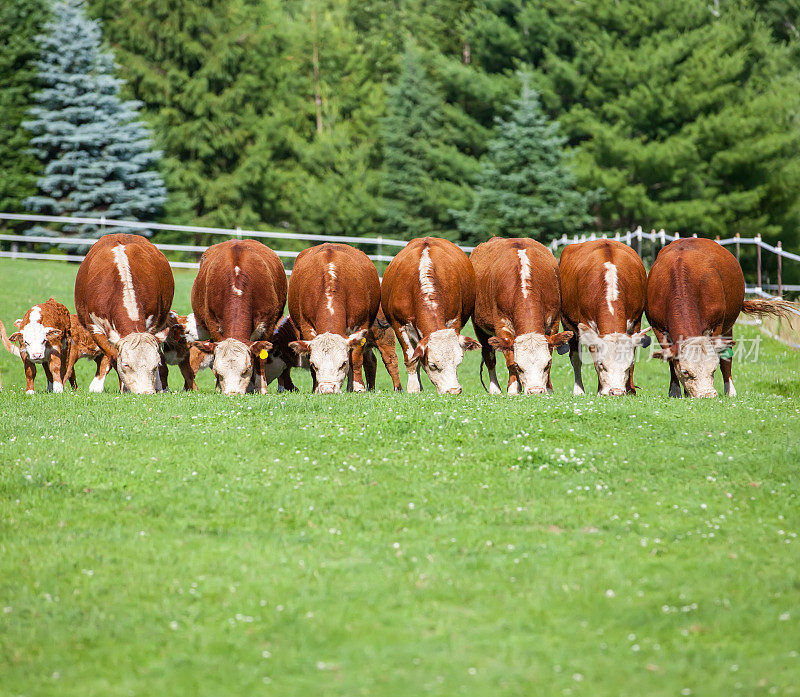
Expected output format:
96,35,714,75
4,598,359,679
0,233,794,398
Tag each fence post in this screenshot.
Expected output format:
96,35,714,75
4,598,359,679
635,226,642,258
11,241,18,259
755,233,762,292
735,232,740,260
675,231,680,239
777,241,783,297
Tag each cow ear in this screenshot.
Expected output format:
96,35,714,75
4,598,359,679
651,346,674,361
711,336,736,354
411,338,429,362
459,335,481,351
347,329,368,348
192,341,216,354
488,335,512,351
250,340,273,359
445,318,458,330
578,322,599,346
13,319,22,329
289,340,311,355
548,331,573,349
633,327,652,348
9,331,22,343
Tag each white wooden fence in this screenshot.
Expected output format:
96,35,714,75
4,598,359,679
0,213,798,295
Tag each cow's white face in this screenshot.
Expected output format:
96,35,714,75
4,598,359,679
656,336,733,398
116,333,162,394
290,330,367,394
212,338,255,395
579,323,651,396
417,328,479,395
19,306,57,363
512,333,553,395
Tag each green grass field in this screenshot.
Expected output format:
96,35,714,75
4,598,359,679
1,257,799,696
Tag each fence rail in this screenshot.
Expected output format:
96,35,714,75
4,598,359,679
0,213,797,297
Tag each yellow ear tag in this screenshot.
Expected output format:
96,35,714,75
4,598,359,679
259,349,269,360
360,338,366,346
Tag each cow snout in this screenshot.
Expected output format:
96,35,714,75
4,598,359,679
29,352,45,362
317,383,340,394
608,387,625,397
445,386,462,395
696,390,718,399
525,386,548,395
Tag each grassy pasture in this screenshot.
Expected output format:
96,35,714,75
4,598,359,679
1,257,799,696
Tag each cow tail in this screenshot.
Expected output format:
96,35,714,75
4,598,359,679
742,299,798,325
0,320,21,357
479,357,489,393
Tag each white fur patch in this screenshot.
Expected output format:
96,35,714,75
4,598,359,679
113,244,140,322
52,382,63,393
20,305,51,360
419,248,437,310
232,285,243,296
517,249,531,299
326,262,337,315
89,313,120,345
89,375,106,393
603,262,619,316
235,266,241,276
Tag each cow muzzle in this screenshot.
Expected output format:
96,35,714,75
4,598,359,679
444,386,462,395
607,387,625,397
317,383,340,394
525,386,548,395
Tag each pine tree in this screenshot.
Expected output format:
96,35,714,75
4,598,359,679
379,43,475,239
453,74,596,244
0,0,49,222
23,0,166,240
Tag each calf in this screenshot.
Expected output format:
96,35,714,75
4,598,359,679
191,239,285,394
63,314,112,391
75,234,175,394
471,237,571,395
646,237,795,398
287,243,380,394
381,237,479,394
354,309,402,392
1,299,71,394
559,239,651,396
157,312,200,391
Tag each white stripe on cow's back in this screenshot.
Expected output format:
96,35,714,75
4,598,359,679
326,262,337,314
603,261,619,316
419,247,437,310
517,249,531,299
112,244,140,321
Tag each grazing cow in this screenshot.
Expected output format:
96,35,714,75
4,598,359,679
157,312,200,391
75,234,174,394
471,237,572,395
288,243,380,394
381,237,479,394
191,239,285,394
646,237,796,398
1,299,72,394
63,314,112,392
559,239,651,396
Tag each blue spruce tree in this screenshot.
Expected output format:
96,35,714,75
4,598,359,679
23,0,166,242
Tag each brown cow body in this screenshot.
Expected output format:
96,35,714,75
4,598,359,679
63,314,112,391
559,240,650,395
381,237,479,394
288,243,380,393
1,298,71,394
191,239,286,394
471,237,571,395
75,234,175,394
646,237,794,397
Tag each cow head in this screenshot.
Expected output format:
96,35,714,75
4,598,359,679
13,306,63,363
490,330,573,394
289,330,367,394
412,328,480,395
653,335,734,398
192,338,273,395
578,322,651,396
115,332,163,394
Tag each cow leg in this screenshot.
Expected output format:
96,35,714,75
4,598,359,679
476,327,501,395
91,355,112,393
376,337,402,391
257,356,268,394
278,367,298,392
310,365,319,393
158,361,169,392
721,354,736,396
363,347,378,391
625,368,636,395
178,357,195,391
394,322,422,393
667,360,683,398
24,360,37,395
49,350,64,393
350,343,367,392
64,343,79,390
43,362,55,393
504,351,521,395
568,335,585,396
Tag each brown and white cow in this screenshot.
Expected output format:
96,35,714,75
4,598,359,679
155,312,200,391
381,237,479,394
191,239,285,394
63,314,112,392
75,234,175,394
471,237,572,395
559,239,651,396
353,308,402,392
287,243,380,394
1,298,72,394
646,237,796,398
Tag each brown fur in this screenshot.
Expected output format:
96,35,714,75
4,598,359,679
63,314,112,390
75,234,175,364
287,243,381,391
471,237,569,392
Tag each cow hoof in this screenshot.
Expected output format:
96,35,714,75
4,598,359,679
725,381,737,397
26,390,35,396
507,382,520,395
52,383,64,393
352,382,366,393
89,377,105,393
572,384,585,396
489,383,502,395
668,384,682,398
